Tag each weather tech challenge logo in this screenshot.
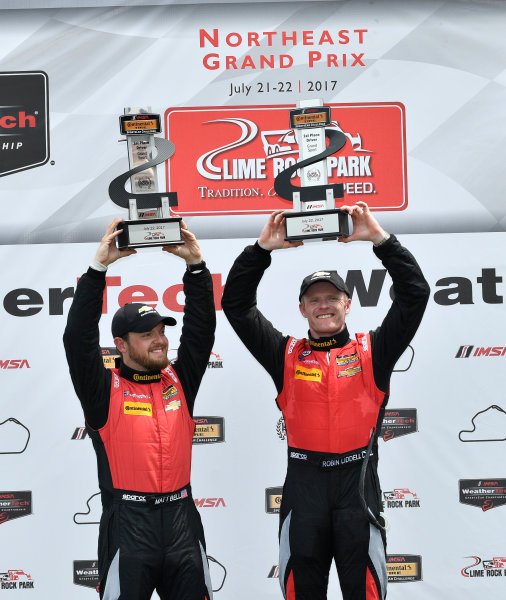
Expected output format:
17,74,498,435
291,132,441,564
0,491,32,524
73,560,99,589
0,71,49,177
459,479,506,511
380,409,417,441
386,555,422,583
462,556,506,578
165,104,407,216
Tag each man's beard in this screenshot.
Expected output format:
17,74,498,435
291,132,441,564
127,344,169,371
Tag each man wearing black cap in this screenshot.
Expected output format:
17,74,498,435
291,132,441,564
222,202,429,600
64,218,215,600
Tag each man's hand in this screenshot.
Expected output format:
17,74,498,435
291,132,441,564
258,211,304,251
162,220,203,264
94,218,136,266
338,201,388,245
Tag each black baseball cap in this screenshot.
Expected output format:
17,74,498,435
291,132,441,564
111,303,176,338
299,270,350,301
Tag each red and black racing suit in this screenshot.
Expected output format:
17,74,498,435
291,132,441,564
64,265,215,600
222,235,429,600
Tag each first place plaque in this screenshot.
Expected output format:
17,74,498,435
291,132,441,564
274,99,350,241
108,107,183,250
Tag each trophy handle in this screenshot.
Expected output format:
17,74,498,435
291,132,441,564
108,137,178,210
274,129,347,202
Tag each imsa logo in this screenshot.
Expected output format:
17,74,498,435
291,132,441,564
194,498,226,508
0,360,30,369
71,427,88,440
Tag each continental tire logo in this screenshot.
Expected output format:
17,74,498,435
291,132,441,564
0,71,49,177
123,402,153,416
387,555,422,583
193,416,225,444
294,366,322,382
101,347,120,369
132,373,161,382
265,486,283,514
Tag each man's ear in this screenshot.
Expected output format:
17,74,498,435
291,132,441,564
114,336,127,354
299,302,307,319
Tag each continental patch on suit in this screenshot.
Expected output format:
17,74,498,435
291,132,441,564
294,366,322,382
123,402,153,416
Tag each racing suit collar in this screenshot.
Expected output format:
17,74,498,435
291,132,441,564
119,362,162,384
307,326,351,350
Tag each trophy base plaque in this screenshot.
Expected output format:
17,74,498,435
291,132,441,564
116,217,183,250
283,209,349,242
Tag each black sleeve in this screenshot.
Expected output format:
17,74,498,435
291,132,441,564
370,235,430,393
221,242,289,394
63,267,112,430
171,266,216,417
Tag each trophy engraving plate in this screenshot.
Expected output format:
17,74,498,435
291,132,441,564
274,99,350,241
109,108,183,250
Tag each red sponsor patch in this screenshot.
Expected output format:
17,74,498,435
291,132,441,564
164,103,407,216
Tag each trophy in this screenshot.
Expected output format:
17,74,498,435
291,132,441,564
108,106,183,250
274,99,350,241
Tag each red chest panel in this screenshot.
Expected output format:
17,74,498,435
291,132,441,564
99,367,195,493
277,334,385,453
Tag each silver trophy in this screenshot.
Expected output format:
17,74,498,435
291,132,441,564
275,99,350,241
108,106,183,250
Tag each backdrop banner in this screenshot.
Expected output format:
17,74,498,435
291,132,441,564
1,2,506,599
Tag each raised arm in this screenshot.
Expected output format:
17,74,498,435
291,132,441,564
63,219,136,428
222,212,302,393
164,223,216,415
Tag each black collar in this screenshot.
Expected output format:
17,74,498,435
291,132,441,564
119,362,162,384
307,326,351,350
